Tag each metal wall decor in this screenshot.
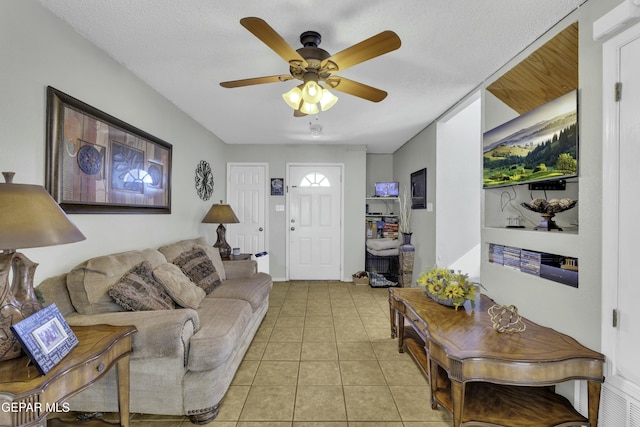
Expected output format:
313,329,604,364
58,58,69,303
195,160,214,201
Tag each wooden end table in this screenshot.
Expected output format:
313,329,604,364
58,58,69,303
0,324,136,427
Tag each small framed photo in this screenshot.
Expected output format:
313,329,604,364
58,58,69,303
271,178,284,196
11,304,78,375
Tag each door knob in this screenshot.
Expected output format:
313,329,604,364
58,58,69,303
291,227,295,231
259,227,264,231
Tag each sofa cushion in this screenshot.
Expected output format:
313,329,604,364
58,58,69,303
188,298,253,371
153,263,206,309
109,262,175,311
173,248,221,294
157,237,226,280
207,272,272,312
67,248,167,315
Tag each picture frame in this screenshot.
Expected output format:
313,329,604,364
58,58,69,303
10,304,79,375
46,86,172,214
271,178,284,196
411,168,427,209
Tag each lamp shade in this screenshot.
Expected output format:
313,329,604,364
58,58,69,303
0,183,86,250
202,203,240,224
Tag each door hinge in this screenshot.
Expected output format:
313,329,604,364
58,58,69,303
615,82,622,102
613,308,619,328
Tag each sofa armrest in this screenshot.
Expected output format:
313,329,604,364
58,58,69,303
223,260,258,279
65,309,198,364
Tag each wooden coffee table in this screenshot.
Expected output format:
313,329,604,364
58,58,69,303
389,287,604,427
0,324,136,427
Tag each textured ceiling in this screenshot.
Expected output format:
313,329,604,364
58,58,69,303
38,0,585,153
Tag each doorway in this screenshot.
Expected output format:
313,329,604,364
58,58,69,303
287,163,343,280
226,163,268,259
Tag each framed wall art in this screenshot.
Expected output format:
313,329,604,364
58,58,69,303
271,178,284,196
46,86,172,213
411,168,427,209
10,304,79,375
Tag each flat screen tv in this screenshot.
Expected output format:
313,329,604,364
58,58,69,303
375,182,399,197
483,89,578,188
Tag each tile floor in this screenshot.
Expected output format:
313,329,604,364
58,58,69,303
63,281,452,426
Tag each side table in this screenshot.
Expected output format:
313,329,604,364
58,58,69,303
0,324,136,427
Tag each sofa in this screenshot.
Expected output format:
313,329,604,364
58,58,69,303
38,237,272,424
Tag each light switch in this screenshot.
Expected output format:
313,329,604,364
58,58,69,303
427,202,433,212
275,204,285,212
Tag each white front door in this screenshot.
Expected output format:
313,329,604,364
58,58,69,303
287,164,343,280
226,163,267,257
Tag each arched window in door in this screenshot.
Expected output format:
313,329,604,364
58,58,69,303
300,172,330,187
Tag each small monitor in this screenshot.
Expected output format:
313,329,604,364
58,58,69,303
375,182,399,197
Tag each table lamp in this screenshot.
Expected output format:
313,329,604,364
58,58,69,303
0,172,86,361
202,201,239,258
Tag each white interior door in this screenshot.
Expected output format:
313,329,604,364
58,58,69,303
226,163,267,256
602,21,640,422
287,164,342,280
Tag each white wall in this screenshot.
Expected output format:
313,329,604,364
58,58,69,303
436,96,481,277
1,1,226,283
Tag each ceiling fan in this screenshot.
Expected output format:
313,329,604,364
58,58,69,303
220,17,401,116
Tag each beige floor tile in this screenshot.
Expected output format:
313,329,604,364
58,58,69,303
356,305,386,318
304,316,334,328
275,316,306,328
301,341,338,361
336,341,376,360
294,385,347,421
253,361,300,385
262,341,302,361
339,360,386,386
253,323,274,342
294,422,347,427
231,360,260,385
331,306,360,317
371,340,408,361
298,361,342,385
237,423,292,427
389,386,452,422
379,359,428,386
280,302,307,317
402,422,452,427
303,327,336,342
347,423,403,427
270,326,304,342
334,324,369,342
244,340,268,360
215,385,250,421
239,385,296,421
343,385,401,421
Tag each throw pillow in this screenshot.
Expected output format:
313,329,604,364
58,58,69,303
109,261,175,311
153,263,206,309
196,244,226,281
173,248,221,294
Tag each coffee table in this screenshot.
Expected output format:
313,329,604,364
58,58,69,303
389,287,604,427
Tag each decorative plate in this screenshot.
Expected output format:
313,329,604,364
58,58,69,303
77,145,102,175
195,160,214,201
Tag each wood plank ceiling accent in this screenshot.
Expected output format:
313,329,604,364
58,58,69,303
486,22,578,115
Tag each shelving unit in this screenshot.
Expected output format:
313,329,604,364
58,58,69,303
365,197,400,284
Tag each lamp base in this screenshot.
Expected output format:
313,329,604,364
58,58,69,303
213,224,232,258
0,251,43,361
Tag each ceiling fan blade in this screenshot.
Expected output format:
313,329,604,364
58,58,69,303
240,17,307,67
321,31,401,73
325,77,387,102
220,75,293,88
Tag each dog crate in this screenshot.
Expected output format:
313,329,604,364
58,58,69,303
365,251,399,286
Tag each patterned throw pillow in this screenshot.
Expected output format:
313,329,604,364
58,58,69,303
109,262,175,311
153,263,206,309
173,248,221,294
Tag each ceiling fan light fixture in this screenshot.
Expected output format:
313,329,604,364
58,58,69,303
282,85,303,110
319,89,338,111
301,80,323,104
299,101,319,115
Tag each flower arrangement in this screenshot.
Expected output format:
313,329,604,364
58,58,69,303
398,185,412,234
416,267,481,310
